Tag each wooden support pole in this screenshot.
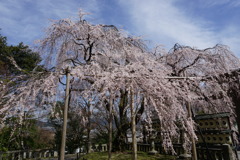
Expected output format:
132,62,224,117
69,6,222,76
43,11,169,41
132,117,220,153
60,68,71,160
130,87,137,160
108,93,113,160
187,102,197,160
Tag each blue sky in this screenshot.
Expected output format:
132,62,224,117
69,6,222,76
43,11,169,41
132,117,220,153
1,0,240,56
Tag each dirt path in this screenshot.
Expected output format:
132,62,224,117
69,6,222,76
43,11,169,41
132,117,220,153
43,154,80,160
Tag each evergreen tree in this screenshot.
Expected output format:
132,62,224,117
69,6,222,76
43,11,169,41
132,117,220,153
0,33,41,76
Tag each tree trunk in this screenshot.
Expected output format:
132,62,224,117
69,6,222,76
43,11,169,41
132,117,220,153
108,93,113,160
130,88,137,160
113,89,129,152
60,68,70,160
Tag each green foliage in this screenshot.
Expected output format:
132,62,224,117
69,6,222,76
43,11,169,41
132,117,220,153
0,34,9,76
49,101,63,152
80,152,176,160
92,131,108,145
66,111,86,153
9,42,41,72
0,114,37,150
0,112,53,151
0,33,41,76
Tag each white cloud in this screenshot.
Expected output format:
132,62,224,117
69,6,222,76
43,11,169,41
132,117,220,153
0,0,101,45
200,0,240,7
1,0,239,56
230,0,240,7
219,26,240,55
118,0,240,56
200,0,231,7
119,0,217,49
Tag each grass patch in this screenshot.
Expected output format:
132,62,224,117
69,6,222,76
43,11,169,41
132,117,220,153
79,151,176,160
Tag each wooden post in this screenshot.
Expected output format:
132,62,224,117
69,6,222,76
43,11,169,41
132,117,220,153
60,68,71,160
187,102,197,160
108,93,113,160
130,87,137,160
87,102,92,154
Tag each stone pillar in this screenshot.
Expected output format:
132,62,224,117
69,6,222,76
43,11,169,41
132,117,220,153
88,142,92,153
23,151,26,159
148,138,158,155
29,151,32,158
54,151,58,157
178,129,191,160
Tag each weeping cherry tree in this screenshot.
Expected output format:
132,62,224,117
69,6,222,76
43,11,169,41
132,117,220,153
1,10,240,160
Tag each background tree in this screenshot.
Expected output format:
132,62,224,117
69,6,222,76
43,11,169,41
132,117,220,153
0,33,8,76
0,32,44,118
0,33,41,76
50,101,87,154
0,111,53,151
